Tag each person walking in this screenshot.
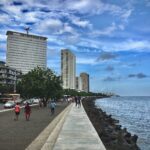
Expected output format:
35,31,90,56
14,102,20,121
24,102,31,121
77,96,81,108
75,96,78,107
49,100,56,115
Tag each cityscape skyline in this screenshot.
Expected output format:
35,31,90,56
0,0,150,96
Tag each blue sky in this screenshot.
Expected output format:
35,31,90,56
0,0,150,96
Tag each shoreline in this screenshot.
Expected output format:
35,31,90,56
82,97,140,150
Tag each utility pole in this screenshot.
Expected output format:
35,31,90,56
14,70,16,93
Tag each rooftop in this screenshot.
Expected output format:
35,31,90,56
6,31,47,40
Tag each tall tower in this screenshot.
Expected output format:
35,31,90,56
61,49,76,89
6,31,47,74
80,72,89,92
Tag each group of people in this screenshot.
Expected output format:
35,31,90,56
14,102,31,121
14,96,82,121
14,99,56,121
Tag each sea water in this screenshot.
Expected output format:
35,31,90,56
95,96,150,150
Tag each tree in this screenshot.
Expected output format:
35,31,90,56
0,84,14,94
17,67,63,105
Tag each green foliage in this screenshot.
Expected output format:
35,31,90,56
16,67,63,101
62,89,112,97
0,84,14,94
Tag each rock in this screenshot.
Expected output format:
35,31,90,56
132,134,138,143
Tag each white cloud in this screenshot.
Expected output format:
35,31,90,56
21,12,40,23
72,18,92,28
0,14,10,23
66,0,123,16
91,22,117,36
105,40,150,51
77,57,96,65
118,24,125,30
37,19,77,35
0,53,6,61
0,34,7,42
121,9,133,22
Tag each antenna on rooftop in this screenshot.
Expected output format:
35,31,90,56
24,27,30,35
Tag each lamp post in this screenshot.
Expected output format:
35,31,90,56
14,70,16,93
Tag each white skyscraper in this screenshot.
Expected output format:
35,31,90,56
6,31,47,74
80,72,89,93
61,49,76,89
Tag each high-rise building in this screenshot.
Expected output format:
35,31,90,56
80,72,89,92
6,31,47,74
61,49,76,89
76,77,79,90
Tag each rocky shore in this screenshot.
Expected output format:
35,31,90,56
82,97,140,150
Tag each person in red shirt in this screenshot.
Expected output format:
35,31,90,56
24,102,31,121
14,102,20,121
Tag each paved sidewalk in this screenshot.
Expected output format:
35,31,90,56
52,104,106,150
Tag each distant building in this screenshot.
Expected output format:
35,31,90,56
61,49,76,89
6,31,47,74
0,61,22,91
76,77,79,90
80,72,89,92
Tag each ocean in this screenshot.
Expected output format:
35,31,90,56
95,96,150,150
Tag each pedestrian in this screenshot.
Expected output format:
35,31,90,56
77,96,81,108
39,99,43,108
24,102,31,121
49,100,56,115
14,102,20,121
75,96,78,107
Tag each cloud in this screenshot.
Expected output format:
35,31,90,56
91,22,117,36
0,52,6,61
101,39,150,52
121,9,133,21
36,19,77,36
145,0,150,7
77,57,96,65
96,51,118,61
128,73,148,79
66,0,123,16
102,76,121,82
70,16,92,28
105,65,114,71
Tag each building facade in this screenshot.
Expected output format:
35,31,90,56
6,31,47,74
0,61,22,91
61,49,76,89
80,72,89,92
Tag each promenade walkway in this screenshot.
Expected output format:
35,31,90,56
40,103,106,150
0,102,68,150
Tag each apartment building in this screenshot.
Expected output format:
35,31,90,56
61,49,76,89
0,61,21,87
80,72,89,92
6,31,47,74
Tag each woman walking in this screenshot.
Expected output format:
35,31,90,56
14,102,20,121
24,102,31,121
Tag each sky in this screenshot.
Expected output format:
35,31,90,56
0,0,150,96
